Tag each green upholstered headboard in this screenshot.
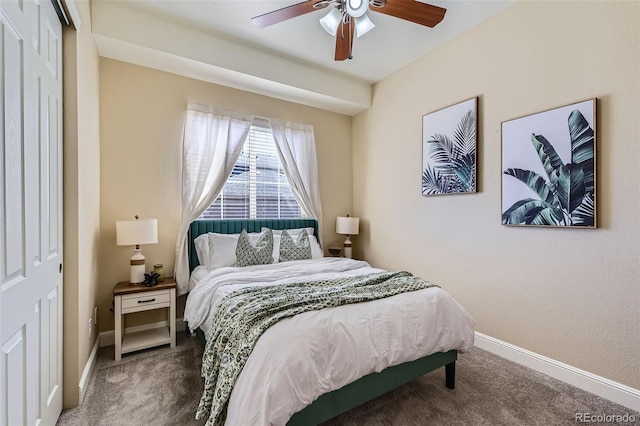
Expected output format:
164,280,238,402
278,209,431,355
187,219,319,273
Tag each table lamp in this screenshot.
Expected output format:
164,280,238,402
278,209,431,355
116,216,158,284
336,215,359,259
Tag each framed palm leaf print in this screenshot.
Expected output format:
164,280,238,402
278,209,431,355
422,97,477,196
501,98,596,228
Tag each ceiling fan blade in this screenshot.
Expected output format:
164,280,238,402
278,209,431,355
252,1,328,28
371,0,446,28
334,17,355,61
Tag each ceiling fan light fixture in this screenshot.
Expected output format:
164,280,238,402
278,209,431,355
354,14,375,38
346,0,368,18
319,7,342,36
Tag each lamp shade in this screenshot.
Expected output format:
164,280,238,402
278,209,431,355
355,14,375,38
336,216,360,236
320,7,342,36
116,219,158,246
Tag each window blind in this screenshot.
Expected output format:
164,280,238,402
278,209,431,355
200,119,303,220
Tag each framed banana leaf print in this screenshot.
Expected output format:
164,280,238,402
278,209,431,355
422,97,477,195
501,98,596,228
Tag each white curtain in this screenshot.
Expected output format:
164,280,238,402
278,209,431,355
270,119,324,246
174,103,253,295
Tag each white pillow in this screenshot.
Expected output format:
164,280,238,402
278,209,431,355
209,233,242,269
307,235,324,259
194,233,211,267
263,227,323,259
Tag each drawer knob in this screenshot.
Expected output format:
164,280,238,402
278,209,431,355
138,298,156,304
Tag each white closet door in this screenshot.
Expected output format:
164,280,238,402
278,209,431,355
0,0,63,424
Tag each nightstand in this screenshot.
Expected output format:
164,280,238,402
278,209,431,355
113,278,176,360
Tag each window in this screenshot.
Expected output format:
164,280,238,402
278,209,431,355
200,119,304,219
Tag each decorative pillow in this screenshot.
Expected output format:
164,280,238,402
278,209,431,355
279,229,312,262
263,227,323,259
234,229,274,267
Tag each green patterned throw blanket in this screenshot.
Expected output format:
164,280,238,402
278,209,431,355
195,270,438,426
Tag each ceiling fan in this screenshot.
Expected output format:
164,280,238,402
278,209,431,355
251,0,447,61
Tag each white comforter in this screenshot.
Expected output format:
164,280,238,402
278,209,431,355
184,258,475,426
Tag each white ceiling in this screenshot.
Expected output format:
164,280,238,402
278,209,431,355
92,0,514,114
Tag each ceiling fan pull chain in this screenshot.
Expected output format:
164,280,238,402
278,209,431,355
348,15,353,59
351,28,354,58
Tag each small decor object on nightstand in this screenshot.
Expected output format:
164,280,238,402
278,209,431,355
143,271,161,287
152,264,165,282
328,243,342,257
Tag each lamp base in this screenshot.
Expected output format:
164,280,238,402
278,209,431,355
130,249,146,284
343,236,353,259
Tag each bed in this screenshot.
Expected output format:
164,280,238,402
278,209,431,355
184,219,475,426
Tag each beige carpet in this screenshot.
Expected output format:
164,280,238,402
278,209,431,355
58,333,205,426
57,332,638,426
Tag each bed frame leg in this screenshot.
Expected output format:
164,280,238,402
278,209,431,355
445,361,455,389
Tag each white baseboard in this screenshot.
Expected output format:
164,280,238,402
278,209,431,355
78,336,100,403
474,332,640,413
99,317,187,347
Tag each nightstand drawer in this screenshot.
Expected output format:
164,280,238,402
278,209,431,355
121,289,171,311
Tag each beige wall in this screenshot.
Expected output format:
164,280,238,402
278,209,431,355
98,59,353,329
62,0,101,408
353,1,640,388
78,0,638,405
